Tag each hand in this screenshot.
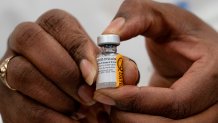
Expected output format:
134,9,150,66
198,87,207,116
0,9,139,122
94,0,218,120
0,9,97,123
110,103,218,123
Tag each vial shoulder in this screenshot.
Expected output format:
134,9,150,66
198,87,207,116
97,53,118,58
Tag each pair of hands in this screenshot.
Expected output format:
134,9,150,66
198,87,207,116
0,4,138,123
1,0,218,122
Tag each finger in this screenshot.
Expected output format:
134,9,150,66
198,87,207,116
9,22,95,105
36,9,99,85
179,103,218,123
94,85,174,115
123,57,139,85
0,82,79,123
93,55,139,104
6,55,78,114
103,0,213,41
93,57,139,105
103,0,164,40
110,109,173,123
79,103,106,123
36,9,139,99
94,62,218,119
149,71,175,88
101,0,218,120
110,103,218,123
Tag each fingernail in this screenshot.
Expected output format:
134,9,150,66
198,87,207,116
80,59,97,85
78,85,96,106
94,92,116,106
128,58,137,66
129,58,140,84
103,17,125,34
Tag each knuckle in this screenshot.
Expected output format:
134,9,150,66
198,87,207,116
37,9,94,62
29,105,54,123
117,0,155,19
37,9,78,33
10,22,43,52
8,56,34,90
61,65,81,86
67,32,97,64
130,94,144,112
116,87,141,112
68,33,89,59
116,0,131,19
171,95,192,119
15,94,53,123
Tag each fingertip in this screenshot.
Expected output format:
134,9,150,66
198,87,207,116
123,57,140,85
94,91,116,106
94,85,139,103
103,17,126,35
78,84,96,106
80,59,97,86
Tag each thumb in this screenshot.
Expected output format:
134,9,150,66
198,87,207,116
103,14,148,41
103,0,164,41
103,0,204,41
94,86,176,118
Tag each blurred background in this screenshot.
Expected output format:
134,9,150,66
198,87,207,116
0,0,218,122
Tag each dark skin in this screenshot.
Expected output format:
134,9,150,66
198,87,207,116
95,0,218,122
0,0,218,122
0,9,139,123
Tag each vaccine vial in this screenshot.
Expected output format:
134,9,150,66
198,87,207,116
96,34,124,90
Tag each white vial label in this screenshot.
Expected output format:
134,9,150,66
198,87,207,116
96,54,123,90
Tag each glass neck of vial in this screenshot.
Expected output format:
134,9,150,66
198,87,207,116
100,44,117,54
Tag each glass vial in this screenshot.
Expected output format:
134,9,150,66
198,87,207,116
96,34,124,90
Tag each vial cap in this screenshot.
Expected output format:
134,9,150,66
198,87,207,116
97,34,120,46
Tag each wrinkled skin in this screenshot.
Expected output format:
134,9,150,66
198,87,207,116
95,0,218,122
1,0,218,122
0,9,138,123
